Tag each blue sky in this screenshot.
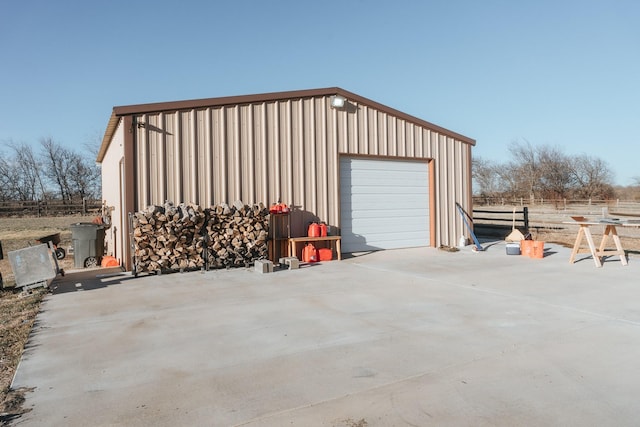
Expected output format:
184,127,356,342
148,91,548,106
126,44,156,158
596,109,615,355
1,1,638,185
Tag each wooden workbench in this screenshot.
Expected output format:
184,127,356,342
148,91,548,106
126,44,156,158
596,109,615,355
565,219,640,268
288,236,342,261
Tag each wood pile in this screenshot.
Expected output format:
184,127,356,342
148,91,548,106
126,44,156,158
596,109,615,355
132,202,206,273
203,201,269,269
131,201,269,274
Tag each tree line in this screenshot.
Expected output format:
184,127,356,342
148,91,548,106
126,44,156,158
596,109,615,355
473,140,640,202
0,138,101,202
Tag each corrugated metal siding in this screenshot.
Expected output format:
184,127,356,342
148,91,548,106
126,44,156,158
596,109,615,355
131,95,471,246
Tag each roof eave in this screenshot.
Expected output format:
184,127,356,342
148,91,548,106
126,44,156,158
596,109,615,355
96,111,120,163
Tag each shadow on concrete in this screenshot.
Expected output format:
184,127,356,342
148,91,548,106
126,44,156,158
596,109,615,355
49,267,136,294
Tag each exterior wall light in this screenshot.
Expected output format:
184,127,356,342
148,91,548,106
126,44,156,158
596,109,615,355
330,95,346,109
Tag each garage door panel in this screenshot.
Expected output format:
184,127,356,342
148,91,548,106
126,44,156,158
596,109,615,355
340,157,430,253
342,197,428,210
342,208,429,220
340,158,423,171
343,185,428,195
342,169,427,180
340,231,428,250
342,171,427,185
342,221,429,235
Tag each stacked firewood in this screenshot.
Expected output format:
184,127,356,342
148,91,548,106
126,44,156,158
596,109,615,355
131,201,269,273
203,201,269,268
132,202,206,272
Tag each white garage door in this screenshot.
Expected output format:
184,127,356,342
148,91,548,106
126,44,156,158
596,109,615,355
340,157,430,253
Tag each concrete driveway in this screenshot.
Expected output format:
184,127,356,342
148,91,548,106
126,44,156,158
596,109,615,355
11,242,640,426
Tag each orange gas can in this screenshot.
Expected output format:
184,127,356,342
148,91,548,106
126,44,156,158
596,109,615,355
318,248,332,261
319,222,327,237
302,243,318,262
308,223,321,237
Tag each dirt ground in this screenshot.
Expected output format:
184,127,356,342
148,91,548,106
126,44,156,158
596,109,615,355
0,208,638,422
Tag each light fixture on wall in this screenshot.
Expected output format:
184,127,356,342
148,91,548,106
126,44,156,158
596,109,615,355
330,95,346,109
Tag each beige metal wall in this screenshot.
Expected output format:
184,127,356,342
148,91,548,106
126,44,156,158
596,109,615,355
100,118,125,261
131,95,471,246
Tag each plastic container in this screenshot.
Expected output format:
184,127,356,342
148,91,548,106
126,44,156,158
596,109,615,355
308,223,321,238
100,256,120,267
319,223,328,237
71,223,105,268
506,243,520,255
531,241,545,259
318,248,333,261
520,239,534,257
302,243,318,262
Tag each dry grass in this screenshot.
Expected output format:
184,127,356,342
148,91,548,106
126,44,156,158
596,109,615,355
0,288,44,422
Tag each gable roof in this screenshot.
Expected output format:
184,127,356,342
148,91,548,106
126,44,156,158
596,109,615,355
97,87,474,162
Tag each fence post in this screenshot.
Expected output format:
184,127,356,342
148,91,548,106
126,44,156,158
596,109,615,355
83,198,87,214
523,206,529,233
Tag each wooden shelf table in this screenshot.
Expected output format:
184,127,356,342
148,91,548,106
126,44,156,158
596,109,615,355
288,236,342,261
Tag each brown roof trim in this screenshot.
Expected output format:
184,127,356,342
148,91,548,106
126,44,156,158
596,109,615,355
98,86,475,162
112,87,344,116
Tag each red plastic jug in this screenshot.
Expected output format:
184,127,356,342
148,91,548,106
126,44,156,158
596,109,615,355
302,243,318,262
308,223,321,237
318,248,332,261
319,222,327,237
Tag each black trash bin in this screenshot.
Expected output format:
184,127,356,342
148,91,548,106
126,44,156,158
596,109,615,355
71,223,105,268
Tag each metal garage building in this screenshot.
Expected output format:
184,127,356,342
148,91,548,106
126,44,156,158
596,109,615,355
97,87,475,269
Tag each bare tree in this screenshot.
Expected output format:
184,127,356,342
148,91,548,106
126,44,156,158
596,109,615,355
0,151,14,200
40,137,73,201
40,137,102,201
483,140,618,202
7,141,47,201
537,145,573,200
507,140,541,200
67,151,101,199
472,156,501,197
569,154,615,199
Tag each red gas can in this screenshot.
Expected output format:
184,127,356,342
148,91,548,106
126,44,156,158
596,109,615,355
318,248,332,261
302,243,318,262
319,222,327,237
308,223,321,237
